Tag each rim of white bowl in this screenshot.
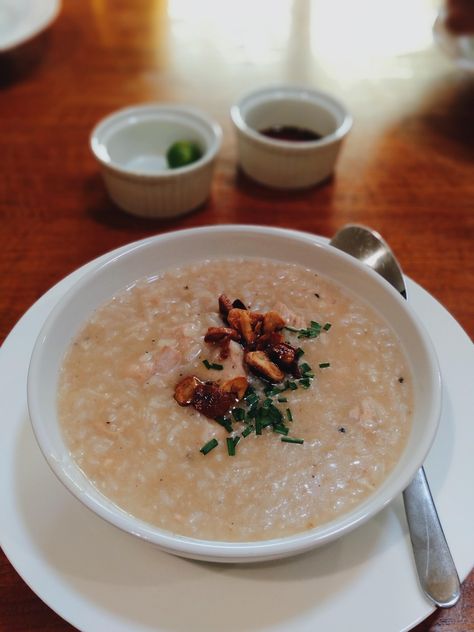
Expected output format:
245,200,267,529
90,103,223,179
27,225,441,562
230,85,353,150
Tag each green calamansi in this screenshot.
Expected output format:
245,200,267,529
166,141,203,169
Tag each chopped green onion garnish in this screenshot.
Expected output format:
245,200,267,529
200,438,218,454
202,359,223,370
286,381,298,390
295,347,305,359
323,323,332,331
255,417,263,435
273,425,289,435
285,320,325,339
319,362,331,369
242,425,254,438
247,405,258,419
281,436,304,444
245,393,259,407
226,437,237,456
262,398,273,409
300,362,312,374
215,416,233,432
277,397,288,403
286,408,293,422
264,386,282,397
232,407,246,422
299,377,312,389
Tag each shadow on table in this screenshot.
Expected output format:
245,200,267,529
392,74,474,161
0,33,52,89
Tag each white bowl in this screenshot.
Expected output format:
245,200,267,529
27,225,441,563
90,104,222,218
231,85,352,189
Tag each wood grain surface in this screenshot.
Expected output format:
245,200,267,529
0,1,472,630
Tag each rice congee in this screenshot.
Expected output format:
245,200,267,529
58,258,413,541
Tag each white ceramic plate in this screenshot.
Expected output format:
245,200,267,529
0,0,60,52
1,232,473,632
433,12,474,72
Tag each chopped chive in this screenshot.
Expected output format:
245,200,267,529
281,436,304,444
300,362,312,374
255,417,263,435
273,424,289,435
215,416,233,432
242,425,254,438
233,435,241,447
262,398,273,409
286,380,298,390
319,362,331,369
226,437,236,456
286,408,293,422
202,359,224,370
277,396,288,403
268,404,283,423
295,347,305,359
200,438,218,454
323,323,332,331
245,393,259,407
232,407,246,422
299,377,312,389
244,385,256,397
285,320,324,340
247,405,258,419
264,386,281,397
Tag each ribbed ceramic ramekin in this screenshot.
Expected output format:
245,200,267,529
231,85,352,189
90,104,222,218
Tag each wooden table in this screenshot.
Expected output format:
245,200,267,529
1,1,472,630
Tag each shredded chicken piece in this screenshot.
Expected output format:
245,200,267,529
273,302,306,329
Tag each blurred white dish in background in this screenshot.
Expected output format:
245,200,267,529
0,0,60,52
433,11,474,72
230,85,352,189
90,104,222,219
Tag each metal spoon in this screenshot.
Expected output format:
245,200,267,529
330,224,461,609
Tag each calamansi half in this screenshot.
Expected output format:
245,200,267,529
166,141,203,169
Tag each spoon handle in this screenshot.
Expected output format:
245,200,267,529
403,466,460,607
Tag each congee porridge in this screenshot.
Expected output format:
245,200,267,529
58,258,413,541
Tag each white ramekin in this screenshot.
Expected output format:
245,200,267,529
231,85,352,189
90,104,222,219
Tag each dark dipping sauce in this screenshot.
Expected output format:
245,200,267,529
259,125,323,142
